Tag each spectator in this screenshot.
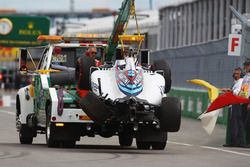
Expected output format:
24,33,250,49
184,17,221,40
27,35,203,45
223,67,245,147
239,59,250,146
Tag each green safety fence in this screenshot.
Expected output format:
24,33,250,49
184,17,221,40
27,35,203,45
168,87,228,125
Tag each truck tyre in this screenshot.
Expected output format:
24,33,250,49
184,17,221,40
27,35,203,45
79,92,110,125
151,142,166,150
78,56,96,90
136,141,151,150
19,124,33,144
118,130,133,147
159,97,181,132
152,59,172,93
46,104,59,148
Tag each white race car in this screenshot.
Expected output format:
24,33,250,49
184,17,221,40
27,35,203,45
79,47,181,150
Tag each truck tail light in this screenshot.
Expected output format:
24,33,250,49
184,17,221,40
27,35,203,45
79,115,91,120
55,123,64,127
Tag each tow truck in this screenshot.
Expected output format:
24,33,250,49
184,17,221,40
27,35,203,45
16,0,181,150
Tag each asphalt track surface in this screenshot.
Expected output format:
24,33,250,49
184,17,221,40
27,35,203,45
0,91,250,167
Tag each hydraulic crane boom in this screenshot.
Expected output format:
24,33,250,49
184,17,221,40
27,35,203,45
105,0,135,61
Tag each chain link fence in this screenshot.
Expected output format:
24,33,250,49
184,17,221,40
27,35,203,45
152,38,243,89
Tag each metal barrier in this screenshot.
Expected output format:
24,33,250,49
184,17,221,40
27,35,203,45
169,87,228,125
152,38,241,89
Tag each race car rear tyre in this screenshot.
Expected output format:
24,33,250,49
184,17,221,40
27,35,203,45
159,97,181,132
78,56,96,90
79,92,110,125
151,142,166,150
19,124,33,144
136,141,151,150
152,59,172,93
119,133,133,147
46,105,60,148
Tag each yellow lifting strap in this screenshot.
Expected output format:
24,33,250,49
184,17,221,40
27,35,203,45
124,0,141,36
120,0,143,54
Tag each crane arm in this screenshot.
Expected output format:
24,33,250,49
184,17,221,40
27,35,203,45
105,0,135,61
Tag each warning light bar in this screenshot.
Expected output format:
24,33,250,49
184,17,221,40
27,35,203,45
38,34,110,44
37,35,63,42
63,33,110,42
118,35,145,43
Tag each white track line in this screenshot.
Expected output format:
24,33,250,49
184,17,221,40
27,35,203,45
169,140,250,157
0,109,15,116
200,146,250,157
168,141,194,147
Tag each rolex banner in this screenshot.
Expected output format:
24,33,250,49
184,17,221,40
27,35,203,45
0,16,50,47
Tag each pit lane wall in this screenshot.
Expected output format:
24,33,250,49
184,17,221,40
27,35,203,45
168,87,228,125
152,38,240,125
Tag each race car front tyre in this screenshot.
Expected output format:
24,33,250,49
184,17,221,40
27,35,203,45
152,59,172,93
19,124,33,144
159,97,181,132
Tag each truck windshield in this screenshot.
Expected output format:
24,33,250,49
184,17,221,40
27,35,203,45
51,47,103,68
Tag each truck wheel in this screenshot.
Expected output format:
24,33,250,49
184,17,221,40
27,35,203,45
152,59,172,93
119,132,133,147
151,142,166,150
136,141,151,150
19,124,33,144
46,105,59,148
79,92,110,125
159,97,181,132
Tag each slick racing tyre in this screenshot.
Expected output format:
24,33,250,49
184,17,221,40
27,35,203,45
79,92,110,125
159,97,181,132
152,59,172,93
78,56,96,90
